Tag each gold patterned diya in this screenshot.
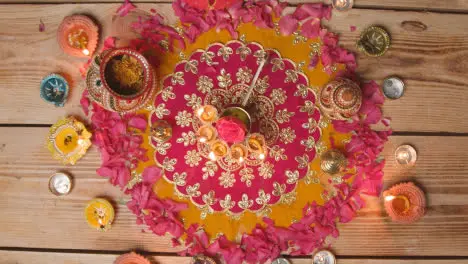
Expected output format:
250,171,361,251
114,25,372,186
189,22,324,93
47,117,92,165
320,149,347,174
319,78,362,120
57,15,99,57
357,26,391,57
100,48,153,100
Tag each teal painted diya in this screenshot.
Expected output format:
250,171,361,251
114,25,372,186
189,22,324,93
40,73,69,107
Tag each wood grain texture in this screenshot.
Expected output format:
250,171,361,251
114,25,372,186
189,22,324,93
1,127,468,255
0,4,468,132
2,251,468,264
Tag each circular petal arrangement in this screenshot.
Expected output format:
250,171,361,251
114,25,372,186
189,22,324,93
80,0,392,263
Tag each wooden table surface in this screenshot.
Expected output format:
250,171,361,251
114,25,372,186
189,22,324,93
1,0,468,263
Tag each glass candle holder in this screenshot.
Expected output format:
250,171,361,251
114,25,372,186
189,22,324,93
197,125,217,143
196,105,218,124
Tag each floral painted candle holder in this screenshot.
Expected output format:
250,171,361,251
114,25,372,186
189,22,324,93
84,198,115,231
40,73,69,107
57,15,99,57
383,182,426,224
47,117,92,165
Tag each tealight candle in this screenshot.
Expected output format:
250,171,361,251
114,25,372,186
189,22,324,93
57,15,99,58
197,125,217,143
247,133,266,153
332,0,353,11
230,143,248,163
48,172,72,196
211,140,228,159
395,144,417,166
196,105,218,124
313,250,336,264
383,182,426,224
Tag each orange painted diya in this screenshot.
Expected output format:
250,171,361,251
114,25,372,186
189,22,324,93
383,182,426,224
57,15,99,57
114,252,150,264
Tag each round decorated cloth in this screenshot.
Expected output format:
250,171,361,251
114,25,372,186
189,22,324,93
82,1,391,263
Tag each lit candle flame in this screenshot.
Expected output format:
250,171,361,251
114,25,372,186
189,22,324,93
209,151,216,161
259,153,265,160
385,195,396,202
197,107,204,117
77,139,84,145
239,157,244,163
199,137,207,143
82,49,90,56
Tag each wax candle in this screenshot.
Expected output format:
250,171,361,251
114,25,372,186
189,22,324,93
196,105,218,124
230,143,248,163
395,144,417,166
211,140,228,159
332,0,353,11
48,172,72,196
197,125,217,143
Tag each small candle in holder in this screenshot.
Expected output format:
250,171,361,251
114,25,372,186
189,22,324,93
196,105,218,124
247,133,266,153
383,182,426,224
48,172,73,196
332,0,353,11
313,250,336,264
197,125,217,143
230,143,248,163
211,140,228,159
395,144,417,166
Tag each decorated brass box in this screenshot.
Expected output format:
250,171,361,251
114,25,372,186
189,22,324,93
47,117,92,165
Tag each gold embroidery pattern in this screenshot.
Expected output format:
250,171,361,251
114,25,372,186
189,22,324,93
154,141,171,155
276,109,295,124
184,94,202,110
217,46,233,62
186,183,201,197
238,194,254,209
154,103,170,118
172,71,185,85
236,45,252,61
240,167,254,187
219,171,235,188
295,154,309,169
217,69,232,89
301,136,316,151
197,76,214,94
236,67,253,83
220,194,235,210
254,76,269,94
270,88,287,105
175,110,193,127
173,172,187,186
161,86,176,102
162,157,177,172
269,145,287,161
279,127,296,144
201,51,215,65
285,69,299,84
295,84,309,98
176,131,196,146
300,101,316,115
256,190,271,205
202,161,218,180
271,58,285,72
272,182,286,196
286,170,299,184
184,60,199,74
185,150,202,167
258,162,274,179
303,118,318,133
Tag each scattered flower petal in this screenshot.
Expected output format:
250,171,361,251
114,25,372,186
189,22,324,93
117,0,136,17
39,19,45,32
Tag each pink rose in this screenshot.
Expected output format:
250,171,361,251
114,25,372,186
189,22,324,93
215,116,246,143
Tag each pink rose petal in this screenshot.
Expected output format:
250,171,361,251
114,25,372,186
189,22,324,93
117,0,136,17
350,25,357,32
278,14,298,35
39,19,45,32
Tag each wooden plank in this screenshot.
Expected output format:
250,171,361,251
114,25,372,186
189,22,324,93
1,4,468,132
2,251,468,264
1,127,468,255
0,0,467,13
